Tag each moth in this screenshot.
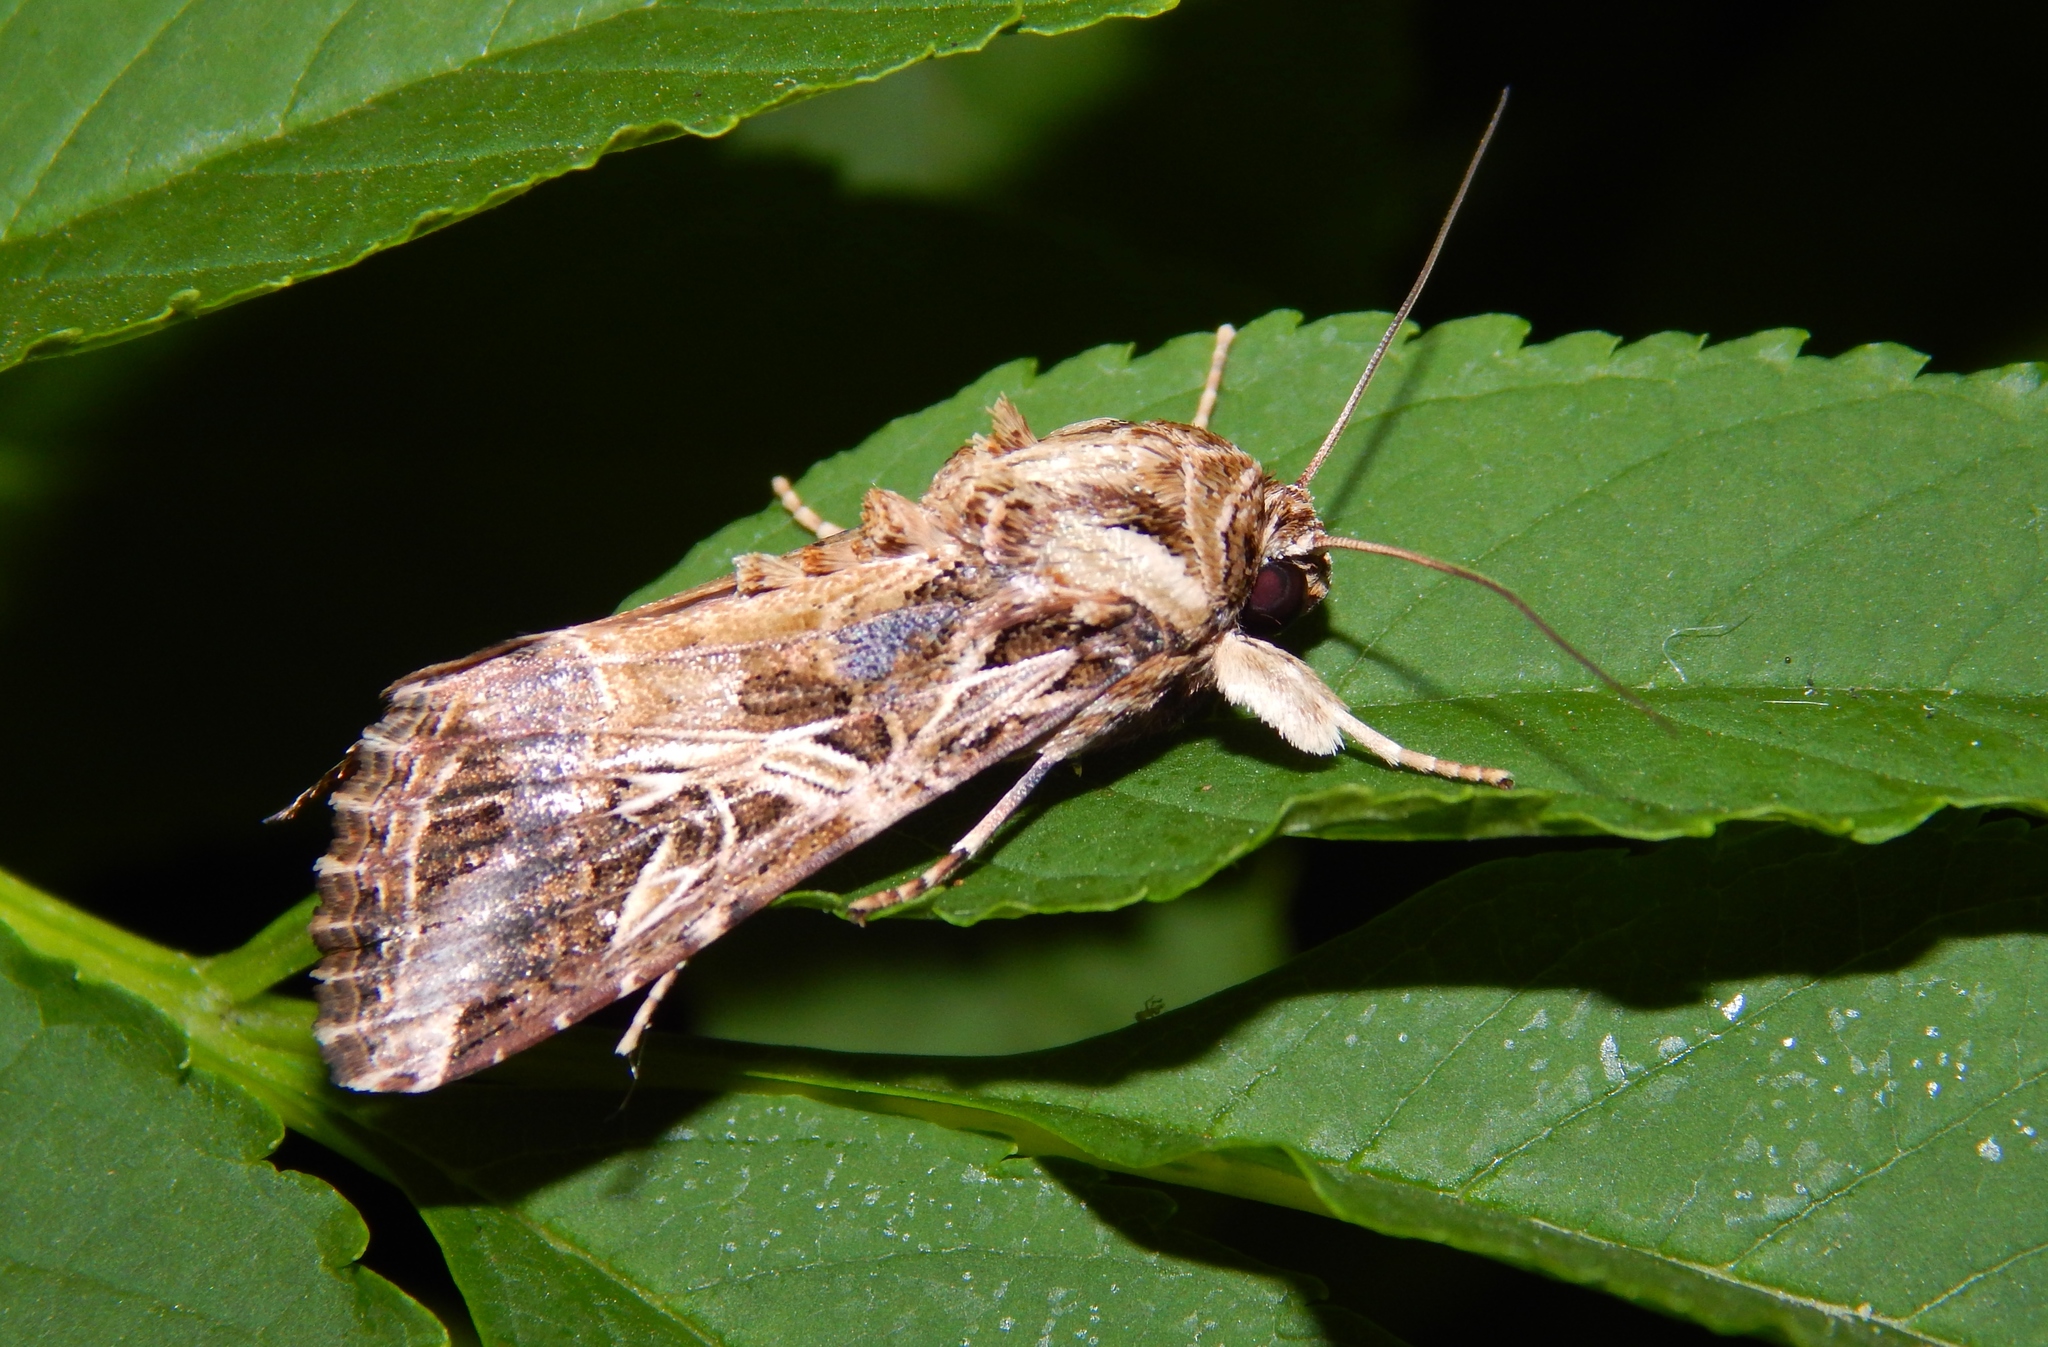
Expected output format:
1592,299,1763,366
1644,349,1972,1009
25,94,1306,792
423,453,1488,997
305,92,1632,1093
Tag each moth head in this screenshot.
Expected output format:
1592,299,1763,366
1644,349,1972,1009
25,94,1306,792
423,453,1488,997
1223,92,1520,654
1241,480,1330,639
1230,96,1518,646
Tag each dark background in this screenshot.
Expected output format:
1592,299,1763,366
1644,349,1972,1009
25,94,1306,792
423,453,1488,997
1,0,2039,1341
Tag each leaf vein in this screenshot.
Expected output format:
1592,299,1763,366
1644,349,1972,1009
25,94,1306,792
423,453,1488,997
277,0,372,129
1937,564,2048,688
3,0,206,238
1358,989,1521,1153
1337,390,2027,669
1727,1067,2048,1267
1906,1238,2048,1322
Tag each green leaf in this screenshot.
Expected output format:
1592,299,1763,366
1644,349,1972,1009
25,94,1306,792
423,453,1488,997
628,310,2048,921
0,872,334,1139
0,911,442,1345
683,844,1295,1055
0,0,1173,372
366,1087,1396,1346
627,812,2048,1346
0,867,1393,1344
728,23,1141,197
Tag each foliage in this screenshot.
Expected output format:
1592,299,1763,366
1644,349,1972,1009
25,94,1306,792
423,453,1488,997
1,2,2044,1343
0,861,1398,1346
0,902,439,1346
728,22,1144,197
0,0,1171,371
7,811,2048,1343
648,814,2048,1345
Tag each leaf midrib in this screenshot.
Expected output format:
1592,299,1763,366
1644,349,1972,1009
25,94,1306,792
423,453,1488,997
589,1053,1958,1344
1391,893,2045,1312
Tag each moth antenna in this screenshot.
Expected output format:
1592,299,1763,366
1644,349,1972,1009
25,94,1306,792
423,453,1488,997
1297,88,1509,489
1314,534,1671,729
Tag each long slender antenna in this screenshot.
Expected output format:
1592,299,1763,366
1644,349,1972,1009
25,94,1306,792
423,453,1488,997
1297,88,1509,488
1315,534,1669,727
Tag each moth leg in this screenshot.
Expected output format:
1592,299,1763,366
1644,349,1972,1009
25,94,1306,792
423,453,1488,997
770,475,844,540
1214,630,1514,788
847,754,1062,921
1190,323,1237,430
614,963,685,1060
1339,712,1514,789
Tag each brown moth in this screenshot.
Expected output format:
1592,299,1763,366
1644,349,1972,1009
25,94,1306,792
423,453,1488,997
306,92,1631,1093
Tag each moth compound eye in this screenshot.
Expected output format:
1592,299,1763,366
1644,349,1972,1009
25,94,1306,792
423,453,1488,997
1240,561,1307,638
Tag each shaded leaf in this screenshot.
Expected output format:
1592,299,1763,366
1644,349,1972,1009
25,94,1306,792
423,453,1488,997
683,845,1295,1055
634,813,2048,1345
0,0,1173,371
0,908,441,1345
627,310,2048,922
729,23,1142,197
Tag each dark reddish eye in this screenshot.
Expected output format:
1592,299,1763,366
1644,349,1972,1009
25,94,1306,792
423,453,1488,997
1240,561,1307,638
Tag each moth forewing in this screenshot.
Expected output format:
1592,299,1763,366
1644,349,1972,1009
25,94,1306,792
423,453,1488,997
308,409,1279,1092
